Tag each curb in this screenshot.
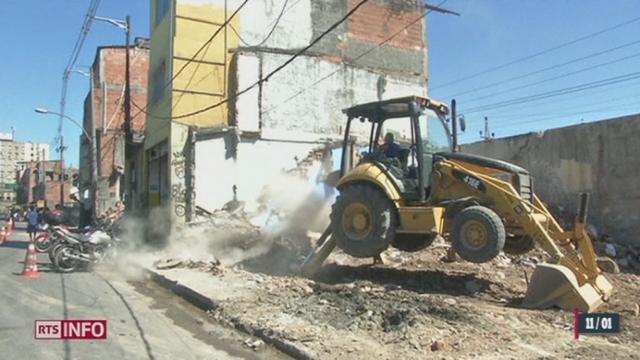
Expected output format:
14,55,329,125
145,268,316,360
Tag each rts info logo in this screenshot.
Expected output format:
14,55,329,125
35,320,107,340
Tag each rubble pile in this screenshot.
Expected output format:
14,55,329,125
593,237,640,273
153,258,224,275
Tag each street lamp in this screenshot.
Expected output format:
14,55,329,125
35,108,98,221
35,108,92,143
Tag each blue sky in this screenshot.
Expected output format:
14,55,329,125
1,0,639,165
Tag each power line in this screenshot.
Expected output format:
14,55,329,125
458,93,640,139
431,15,640,91
262,0,450,115
463,50,640,104
466,77,640,119
485,89,640,120
56,0,101,146
143,0,374,120
491,98,640,126
441,39,640,99
229,0,292,47
461,71,640,114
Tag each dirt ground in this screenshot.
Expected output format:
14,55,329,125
149,235,640,360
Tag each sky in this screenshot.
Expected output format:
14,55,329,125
1,0,640,166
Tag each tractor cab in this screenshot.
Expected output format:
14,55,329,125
340,96,452,202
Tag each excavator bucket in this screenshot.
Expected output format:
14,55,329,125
522,263,614,312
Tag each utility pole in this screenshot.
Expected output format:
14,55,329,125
59,135,66,206
123,15,132,207
41,148,46,203
480,116,495,141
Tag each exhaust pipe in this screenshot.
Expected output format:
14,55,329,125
62,251,92,262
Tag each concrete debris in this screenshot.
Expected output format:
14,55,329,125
517,256,540,268
243,338,264,350
444,298,457,306
634,304,639,317
605,243,617,258
154,258,183,270
494,254,512,268
430,339,446,351
597,257,620,274
155,258,223,275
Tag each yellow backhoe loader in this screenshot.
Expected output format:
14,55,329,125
301,95,613,312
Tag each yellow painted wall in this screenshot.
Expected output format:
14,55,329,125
145,0,174,150
172,2,240,128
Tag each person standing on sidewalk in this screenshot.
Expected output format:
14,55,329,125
26,205,39,242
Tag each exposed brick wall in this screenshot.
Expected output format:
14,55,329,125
85,45,149,211
347,0,425,50
44,181,74,206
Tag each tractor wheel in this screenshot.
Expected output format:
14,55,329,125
503,235,535,255
331,184,396,258
452,206,505,263
392,233,437,252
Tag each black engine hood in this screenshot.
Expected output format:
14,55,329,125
435,152,529,175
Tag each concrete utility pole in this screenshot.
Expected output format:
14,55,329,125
41,148,46,203
93,14,131,207
59,135,65,206
123,15,132,206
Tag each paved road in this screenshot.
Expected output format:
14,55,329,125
0,222,289,360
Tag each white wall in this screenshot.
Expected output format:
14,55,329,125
194,137,323,213
235,52,427,138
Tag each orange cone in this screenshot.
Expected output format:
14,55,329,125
0,227,6,245
22,243,41,278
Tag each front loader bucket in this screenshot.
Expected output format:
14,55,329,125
522,263,613,312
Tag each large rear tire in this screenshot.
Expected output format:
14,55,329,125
331,184,396,258
452,206,505,263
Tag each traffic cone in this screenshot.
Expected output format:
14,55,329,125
22,243,41,278
0,227,6,245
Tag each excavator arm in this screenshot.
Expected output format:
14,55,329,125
435,160,613,312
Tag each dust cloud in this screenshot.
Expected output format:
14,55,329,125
111,158,335,279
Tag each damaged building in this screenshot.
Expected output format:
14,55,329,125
80,40,150,215
144,0,431,221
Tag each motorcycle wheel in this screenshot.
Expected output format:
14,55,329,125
48,243,66,264
53,246,81,273
34,234,52,253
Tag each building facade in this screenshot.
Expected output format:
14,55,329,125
16,160,76,206
0,131,50,203
80,40,150,216
145,0,429,221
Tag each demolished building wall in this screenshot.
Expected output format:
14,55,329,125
192,0,430,216
462,113,640,245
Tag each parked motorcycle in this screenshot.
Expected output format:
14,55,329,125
34,224,54,252
52,226,120,273
45,225,91,262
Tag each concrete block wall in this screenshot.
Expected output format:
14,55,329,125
462,114,640,245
